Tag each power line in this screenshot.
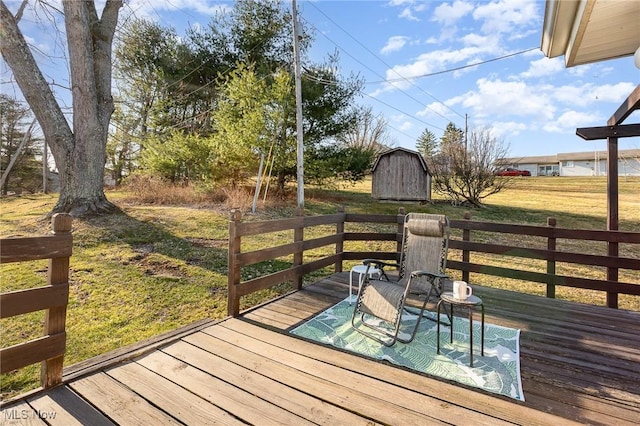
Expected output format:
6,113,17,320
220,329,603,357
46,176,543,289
368,47,539,84
306,1,465,121
359,90,446,133
300,18,451,136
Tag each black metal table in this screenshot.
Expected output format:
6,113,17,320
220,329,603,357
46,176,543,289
436,292,485,367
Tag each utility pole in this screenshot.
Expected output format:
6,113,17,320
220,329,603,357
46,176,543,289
292,0,304,208
464,113,468,151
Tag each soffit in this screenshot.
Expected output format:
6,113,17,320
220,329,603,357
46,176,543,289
541,0,640,67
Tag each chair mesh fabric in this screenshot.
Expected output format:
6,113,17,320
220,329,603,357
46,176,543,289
359,279,406,323
399,214,448,293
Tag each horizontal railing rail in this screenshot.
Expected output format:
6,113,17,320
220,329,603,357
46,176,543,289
228,208,639,314
0,213,73,388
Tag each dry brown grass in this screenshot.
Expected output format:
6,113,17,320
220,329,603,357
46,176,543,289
1,176,638,399
120,175,297,213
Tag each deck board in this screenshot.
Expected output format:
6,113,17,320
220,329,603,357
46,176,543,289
2,272,639,425
68,373,181,425
162,340,375,425
28,386,114,426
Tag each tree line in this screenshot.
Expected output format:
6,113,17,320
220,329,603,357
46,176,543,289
1,0,509,213
109,2,387,194
1,0,388,215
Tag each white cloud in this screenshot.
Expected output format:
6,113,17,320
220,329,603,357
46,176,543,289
567,64,591,77
398,120,414,132
476,121,528,141
381,36,411,55
461,78,556,121
432,0,474,25
446,76,634,138
472,0,539,35
390,113,414,132
520,57,564,79
413,2,430,13
461,33,496,48
590,82,637,103
543,111,602,133
548,84,585,104
399,7,420,21
550,82,636,105
382,42,504,87
416,102,454,119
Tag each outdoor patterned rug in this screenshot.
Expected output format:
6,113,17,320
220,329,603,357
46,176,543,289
290,296,524,401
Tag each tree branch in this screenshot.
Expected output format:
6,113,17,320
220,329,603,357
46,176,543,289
14,0,27,22
0,1,73,155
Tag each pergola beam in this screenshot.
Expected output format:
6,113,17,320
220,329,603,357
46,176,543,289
608,85,640,126
576,123,640,140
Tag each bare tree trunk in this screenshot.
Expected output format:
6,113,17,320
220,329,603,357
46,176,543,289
0,0,122,216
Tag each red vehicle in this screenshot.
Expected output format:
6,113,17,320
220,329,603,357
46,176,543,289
497,167,531,176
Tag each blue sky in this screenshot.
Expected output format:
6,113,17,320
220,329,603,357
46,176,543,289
3,0,639,158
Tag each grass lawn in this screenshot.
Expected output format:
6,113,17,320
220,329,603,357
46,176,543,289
1,176,639,399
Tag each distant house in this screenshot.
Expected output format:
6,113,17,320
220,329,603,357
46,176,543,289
501,148,640,177
371,147,431,202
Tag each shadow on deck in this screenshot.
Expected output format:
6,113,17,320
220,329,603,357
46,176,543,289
2,272,639,425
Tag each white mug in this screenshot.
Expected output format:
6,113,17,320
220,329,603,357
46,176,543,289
453,281,472,300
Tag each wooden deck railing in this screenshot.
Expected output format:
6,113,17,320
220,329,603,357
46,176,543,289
0,213,73,388
449,212,640,308
228,208,640,315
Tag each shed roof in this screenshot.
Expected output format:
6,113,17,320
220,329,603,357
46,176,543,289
541,0,640,67
372,147,429,173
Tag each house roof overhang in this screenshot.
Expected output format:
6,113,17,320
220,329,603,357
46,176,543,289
541,0,640,67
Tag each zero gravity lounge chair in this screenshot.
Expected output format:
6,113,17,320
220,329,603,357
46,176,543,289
351,213,451,347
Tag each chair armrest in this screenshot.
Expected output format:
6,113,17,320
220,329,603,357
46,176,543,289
362,259,399,282
363,259,399,269
408,271,449,295
410,271,448,279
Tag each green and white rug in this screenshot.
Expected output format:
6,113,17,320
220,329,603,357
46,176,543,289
290,296,524,401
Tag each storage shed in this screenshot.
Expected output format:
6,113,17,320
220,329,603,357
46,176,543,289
371,147,431,202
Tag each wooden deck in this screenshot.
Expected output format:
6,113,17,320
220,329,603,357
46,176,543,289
2,272,640,425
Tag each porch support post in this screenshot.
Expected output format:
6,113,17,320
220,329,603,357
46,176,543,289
606,137,619,308
546,217,556,299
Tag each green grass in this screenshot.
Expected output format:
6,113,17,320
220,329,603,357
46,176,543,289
1,176,639,399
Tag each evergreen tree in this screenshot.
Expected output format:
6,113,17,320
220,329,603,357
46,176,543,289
440,122,465,150
415,128,438,158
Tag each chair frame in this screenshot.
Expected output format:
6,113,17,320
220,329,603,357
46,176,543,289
351,213,452,347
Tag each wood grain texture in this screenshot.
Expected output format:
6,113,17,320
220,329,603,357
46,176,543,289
2,273,638,425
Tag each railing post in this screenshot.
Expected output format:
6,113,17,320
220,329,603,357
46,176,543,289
546,217,557,299
228,210,242,317
294,207,304,290
606,135,619,309
462,211,471,283
335,205,345,273
41,213,72,388
396,208,406,262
